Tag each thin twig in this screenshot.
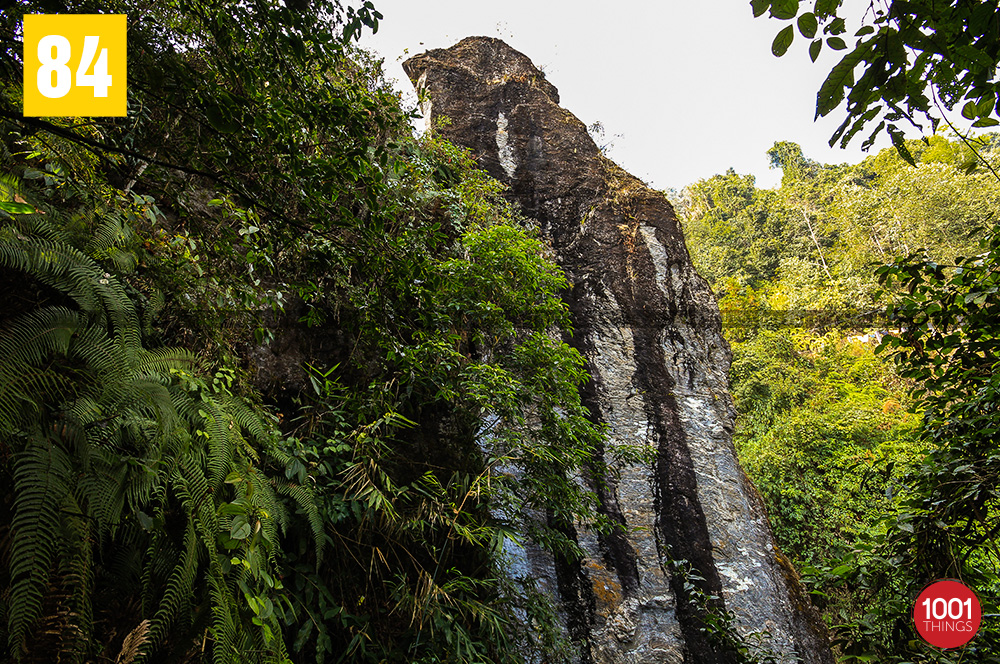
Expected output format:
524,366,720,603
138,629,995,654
931,88,1000,183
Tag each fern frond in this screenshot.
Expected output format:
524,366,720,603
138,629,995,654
60,491,95,661
243,467,286,556
0,170,25,206
115,619,150,664
207,574,239,664
147,521,200,648
173,454,221,565
273,479,325,564
119,452,159,514
139,289,164,335
116,378,183,439
193,395,235,490
79,449,131,533
132,347,197,377
139,507,175,617
219,395,271,442
11,208,72,243
0,308,122,431
7,431,75,659
0,234,135,329
85,212,138,270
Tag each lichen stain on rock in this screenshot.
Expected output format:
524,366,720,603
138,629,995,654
585,558,624,614
404,36,834,664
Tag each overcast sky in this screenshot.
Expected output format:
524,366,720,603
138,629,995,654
358,0,895,191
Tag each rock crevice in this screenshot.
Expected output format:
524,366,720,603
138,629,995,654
404,37,833,664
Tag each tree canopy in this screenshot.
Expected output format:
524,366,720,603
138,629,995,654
682,131,1000,661
0,2,609,663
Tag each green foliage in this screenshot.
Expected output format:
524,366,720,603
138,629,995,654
681,169,806,288
0,162,306,663
682,135,1000,661
683,137,1000,322
667,557,782,664
754,0,1000,157
268,133,603,664
835,230,1000,662
1,3,608,663
731,329,919,565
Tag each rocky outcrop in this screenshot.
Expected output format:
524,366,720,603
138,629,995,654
404,37,834,664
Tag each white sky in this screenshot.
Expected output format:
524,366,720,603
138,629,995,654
358,0,899,191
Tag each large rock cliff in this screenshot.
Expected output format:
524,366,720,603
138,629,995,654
403,37,834,664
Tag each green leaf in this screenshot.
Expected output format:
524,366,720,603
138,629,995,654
0,202,35,214
205,104,241,134
972,117,1000,127
751,0,771,18
817,46,867,116
218,501,247,516
855,25,875,37
797,12,818,38
231,517,252,540
827,36,847,50
294,620,314,651
137,510,154,531
956,45,993,70
888,126,915,166
827,17,846,34
962,101,979,120
770,0,798,20
288,34,306,61
815,0,837,16
809,39,822,62
772,25,795,57
970,3,997,33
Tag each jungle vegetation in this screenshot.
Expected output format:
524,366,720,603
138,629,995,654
679,133,1000,663
0,1,607,663
740,2,1000,660
4,0,1000,663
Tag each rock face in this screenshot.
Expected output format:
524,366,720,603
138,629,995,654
403,37,834,664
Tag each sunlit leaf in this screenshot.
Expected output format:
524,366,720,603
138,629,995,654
0,202,34,214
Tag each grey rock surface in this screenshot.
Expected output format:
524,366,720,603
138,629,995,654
404,37,834,664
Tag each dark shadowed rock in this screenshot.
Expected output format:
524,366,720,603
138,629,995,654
404,37,834,664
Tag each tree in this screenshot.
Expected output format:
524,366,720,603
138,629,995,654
753,2,1000,660
833,139,1000,264
681,169,806,289
1,2,608,663
858,235,1000,662
753,0,1000,165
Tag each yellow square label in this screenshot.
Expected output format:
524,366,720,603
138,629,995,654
23,14,127,117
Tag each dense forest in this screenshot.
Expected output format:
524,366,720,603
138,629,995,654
1,2,606,662
3,0,1000,663
679,135,1000,662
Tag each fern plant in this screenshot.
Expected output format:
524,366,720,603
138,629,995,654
0,161,313,664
